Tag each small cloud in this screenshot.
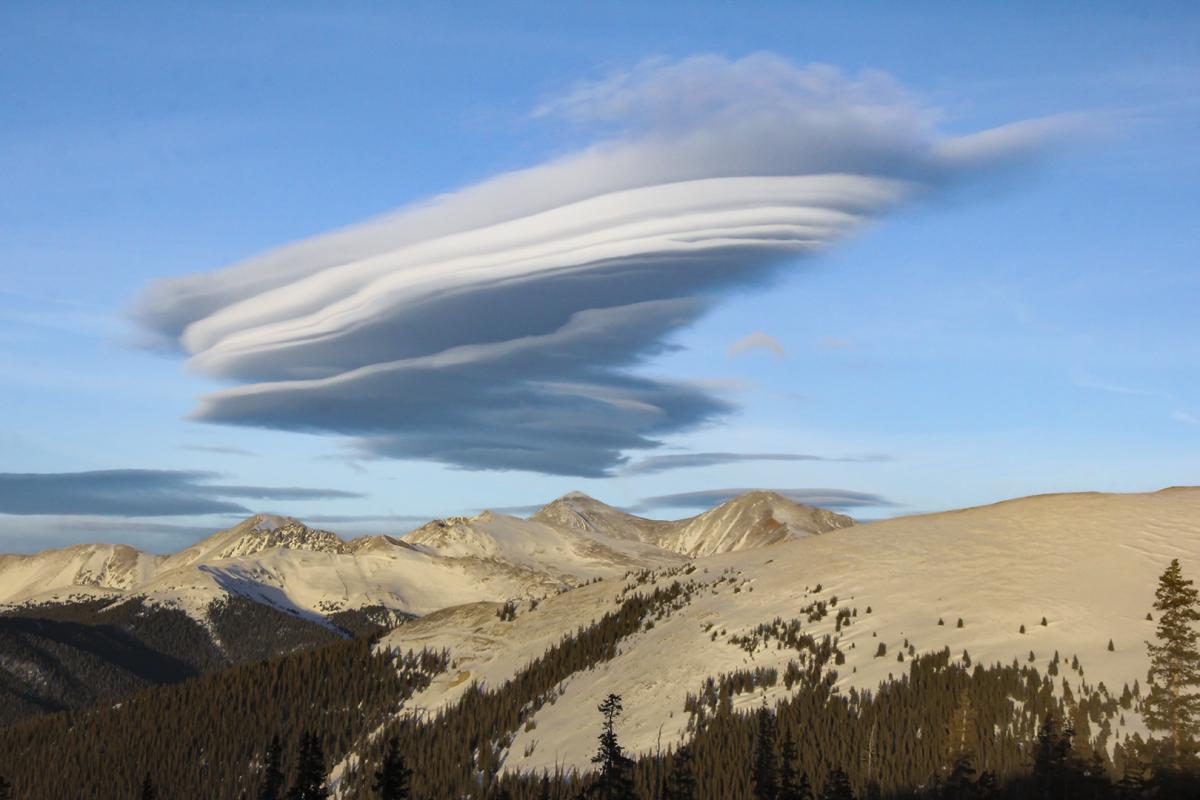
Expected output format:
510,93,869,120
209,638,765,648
622,451,890,476
1173,411,1200,426
632,487,896,513
816,336,853,350
728,332,787,360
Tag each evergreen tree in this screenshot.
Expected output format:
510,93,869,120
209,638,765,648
779,731,809,800
1032,714,1077,799
287,732,330,800
1144,559,1200,773
1114,756,1147,799
590,694,635,800
752,703,779,800
0,776,9,800
139,772,157,800
664,745,697,800
258,734,286,800
819,768,854,800
975,771,998,800
372,736,412,800
538,773,552,800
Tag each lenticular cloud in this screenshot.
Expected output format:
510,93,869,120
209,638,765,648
135,54,1069,477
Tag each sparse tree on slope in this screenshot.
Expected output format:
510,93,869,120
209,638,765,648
1145,558,1200,773
287,731,330,800
372,736,412,800
591,693,636,800
258,734,286,800
752,703,779,800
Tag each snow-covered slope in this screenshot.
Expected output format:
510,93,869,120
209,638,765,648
531,490,852,556
653,490,853,556
405,510,683,579
381,487,1200,774
0,543,162,605
530,492,676,543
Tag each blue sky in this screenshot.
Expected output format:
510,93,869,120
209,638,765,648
1,2,1197,552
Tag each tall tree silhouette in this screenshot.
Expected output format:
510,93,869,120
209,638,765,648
258,734,285,800
0,776,10,800
138,772,157,800
591,693,636,799
752,703,779,800
819,768,854,800
779,731,811,800
665,745,697,800
372,736,412,800
1145,558,1200,773
287,732,330,800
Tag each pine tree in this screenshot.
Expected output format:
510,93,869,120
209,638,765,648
819,768,854,800
139,772,157,800
779,731,809,800
945,687,978,796
591,694,635,800
664,745,697,800
258,734,286,800
287,732,330,800
0,776,9,800
1033,714,1078,799
1144,559,1200,773
752,703,779,800
372,736,412,800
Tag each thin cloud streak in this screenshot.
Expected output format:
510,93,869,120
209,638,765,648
728,331,787,359
0,469,362,517
632,487,896,513
622,451,890,475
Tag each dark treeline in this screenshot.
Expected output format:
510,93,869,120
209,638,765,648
0,562,1197,800
0,636,446,798
0,595,345,725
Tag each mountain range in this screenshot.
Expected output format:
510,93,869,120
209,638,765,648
2,485,1198,797
0,490,848,723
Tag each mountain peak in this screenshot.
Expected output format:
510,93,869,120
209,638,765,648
657,490,854,557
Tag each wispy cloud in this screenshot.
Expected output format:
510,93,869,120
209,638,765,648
631,487,895,513
179,444,257,457
728,331,787,359
1072,372,1167,397
1173,410,1200,426
0,469,361,517
622,451,890,476
134,54,1077,477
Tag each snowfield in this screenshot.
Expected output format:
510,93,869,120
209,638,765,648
381,487,1200,775
6,486,1197,782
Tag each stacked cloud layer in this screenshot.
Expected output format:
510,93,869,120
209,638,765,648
135,55,1073,476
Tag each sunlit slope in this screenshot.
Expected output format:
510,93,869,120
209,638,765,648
383,487,1200,774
